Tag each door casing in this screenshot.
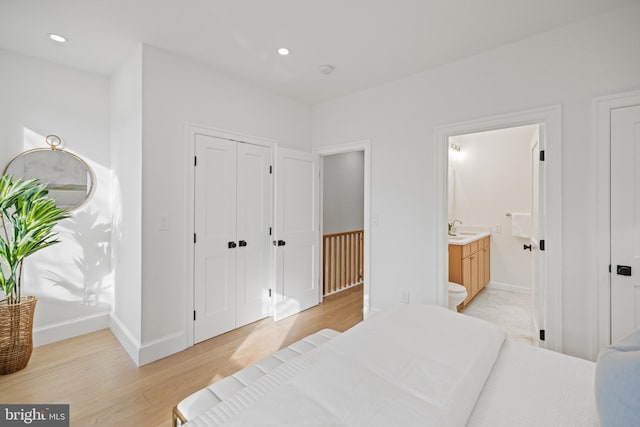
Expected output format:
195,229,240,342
435,105,563,353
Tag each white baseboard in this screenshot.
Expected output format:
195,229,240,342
33,311,110,347
139,332,186,366
31,311,186,366
486,281,530,295
109,313,141,366
109,314,186,366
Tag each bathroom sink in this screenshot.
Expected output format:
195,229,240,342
448,236,466,241
448,231,491,245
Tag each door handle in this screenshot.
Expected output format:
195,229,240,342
617,265,632,276
228,241,237,249
238,240,247,247
523,244,532,251
274,240,286,246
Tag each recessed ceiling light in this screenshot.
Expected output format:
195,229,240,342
48,33,67,43
277,48,290,56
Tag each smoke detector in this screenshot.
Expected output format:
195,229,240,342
319,64,335,75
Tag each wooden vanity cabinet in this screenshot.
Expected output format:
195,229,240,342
448,236,490,307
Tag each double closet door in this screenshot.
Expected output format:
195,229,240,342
194,134,271,343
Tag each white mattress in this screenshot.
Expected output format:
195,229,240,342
181,306,597,426
468,339,598,426
186,305,506,427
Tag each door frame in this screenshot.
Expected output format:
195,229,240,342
434,105,563,352
314,140,372,319
184,123,276,347
594,90,640,359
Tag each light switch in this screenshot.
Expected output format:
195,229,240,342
371,215,380,226
493,224,502,233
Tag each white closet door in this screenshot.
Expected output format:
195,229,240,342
611,104,640,343
236,143,272,327
274,148,320,321
194,135,237,343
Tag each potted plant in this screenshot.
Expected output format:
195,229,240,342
0,175,68,374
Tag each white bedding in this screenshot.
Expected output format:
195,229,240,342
186,305,505,427
468,339,598,426
183,305,598,426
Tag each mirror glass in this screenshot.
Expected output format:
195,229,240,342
4,149,94,210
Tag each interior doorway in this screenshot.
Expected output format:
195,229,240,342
446,124,539,345
435,105,563,352
321,151,364,299
315,141,372,319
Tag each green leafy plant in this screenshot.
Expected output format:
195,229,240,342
0,175,69,305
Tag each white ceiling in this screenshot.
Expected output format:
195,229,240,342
0,0,634,104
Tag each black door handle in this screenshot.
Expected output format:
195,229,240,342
238,240,247,247
523,244,532,251
277,240,286,246
617,265,632,276
228,241,237,249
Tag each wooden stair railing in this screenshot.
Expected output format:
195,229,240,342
323,230,364,296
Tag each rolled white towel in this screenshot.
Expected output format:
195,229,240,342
511,212,531,238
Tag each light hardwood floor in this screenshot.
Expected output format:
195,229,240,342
0,286,363,426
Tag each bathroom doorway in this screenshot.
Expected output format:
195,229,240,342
435,105,563,352
447,124,538,345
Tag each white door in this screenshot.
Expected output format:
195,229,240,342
611,105,640,343
274,148,320,321
194,134,237,342
236,143,272,327
530,125,547,347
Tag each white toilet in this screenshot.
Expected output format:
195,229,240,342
448,282,467,311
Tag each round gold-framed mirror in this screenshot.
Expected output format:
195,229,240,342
3,136,95,211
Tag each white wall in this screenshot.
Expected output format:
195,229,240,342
323,151,364,235
450,125,534,291
137,45,311,363
0,49,112,346
109,46,143,361
311,3,640,359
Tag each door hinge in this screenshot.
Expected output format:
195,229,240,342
539,150,545,162
539,329,546,341
609,264,611,273
539,239,545,251
269,289,272,297
193,310,196,321
269,227,272,236
194,233,197,244
269,165,273,174
194,156,197,166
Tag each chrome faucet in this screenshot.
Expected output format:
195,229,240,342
448,219,462,236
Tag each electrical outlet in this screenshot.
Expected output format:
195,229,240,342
400,291,410,304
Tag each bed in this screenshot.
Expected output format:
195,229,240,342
174,304,598,426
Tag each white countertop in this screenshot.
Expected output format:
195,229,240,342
447,231,491,246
